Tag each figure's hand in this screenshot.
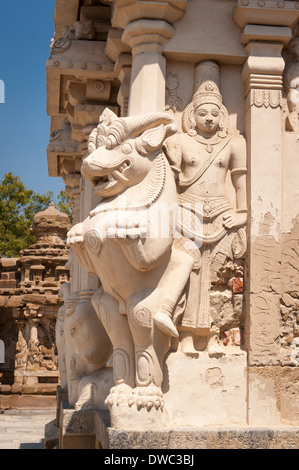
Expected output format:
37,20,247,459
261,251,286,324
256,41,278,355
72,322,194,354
223,212,247,229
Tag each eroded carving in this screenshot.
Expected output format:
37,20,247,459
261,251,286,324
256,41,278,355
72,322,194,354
166,72,182,112
51,21,95,56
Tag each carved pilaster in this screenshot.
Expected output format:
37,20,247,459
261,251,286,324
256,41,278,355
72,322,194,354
111,0,187,115
239,21,292,425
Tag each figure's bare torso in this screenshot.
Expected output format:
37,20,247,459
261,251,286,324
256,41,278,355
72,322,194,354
178,133,232,197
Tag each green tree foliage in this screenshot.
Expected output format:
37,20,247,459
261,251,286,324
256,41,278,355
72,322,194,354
57,190,73,224
0,172,72,257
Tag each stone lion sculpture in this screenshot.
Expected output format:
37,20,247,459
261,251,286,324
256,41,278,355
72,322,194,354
67,109,194,428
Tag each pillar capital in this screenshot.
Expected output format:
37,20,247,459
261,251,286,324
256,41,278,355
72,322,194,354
112,0,187,30
241,41,285,108
122,19,175,56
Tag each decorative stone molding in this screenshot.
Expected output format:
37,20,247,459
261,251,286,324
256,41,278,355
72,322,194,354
234,0,299,29
48,59,114,73
245,88,282,111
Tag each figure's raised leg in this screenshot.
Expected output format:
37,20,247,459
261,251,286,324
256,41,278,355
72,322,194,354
126,290,171,412
92,287,135,406
153,248,194,337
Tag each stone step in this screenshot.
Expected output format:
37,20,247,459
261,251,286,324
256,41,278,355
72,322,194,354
0,409,56,449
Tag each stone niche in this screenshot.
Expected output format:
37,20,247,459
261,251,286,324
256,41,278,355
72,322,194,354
0,204,71,410
45,0,299,450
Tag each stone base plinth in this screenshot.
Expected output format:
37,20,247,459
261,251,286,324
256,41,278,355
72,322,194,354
56,403,299,449
104,426,299,449
163,350,247,426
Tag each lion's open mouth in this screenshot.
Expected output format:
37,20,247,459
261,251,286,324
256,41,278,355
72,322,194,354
92,160,131,193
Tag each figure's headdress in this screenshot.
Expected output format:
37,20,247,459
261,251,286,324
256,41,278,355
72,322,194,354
183,60,229,137
192,61,222,110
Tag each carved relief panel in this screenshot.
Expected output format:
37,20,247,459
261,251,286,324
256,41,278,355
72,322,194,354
163,60,247,355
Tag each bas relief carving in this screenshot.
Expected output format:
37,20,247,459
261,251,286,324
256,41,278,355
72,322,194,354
66,60,247,427
164,61,247,355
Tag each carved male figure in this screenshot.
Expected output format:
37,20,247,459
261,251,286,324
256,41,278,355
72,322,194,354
164,61,247,353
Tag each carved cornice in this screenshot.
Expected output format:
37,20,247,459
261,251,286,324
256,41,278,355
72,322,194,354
234,0,299,29
47,58,114,74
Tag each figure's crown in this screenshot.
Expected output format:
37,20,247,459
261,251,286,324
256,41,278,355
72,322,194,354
192,61,222,109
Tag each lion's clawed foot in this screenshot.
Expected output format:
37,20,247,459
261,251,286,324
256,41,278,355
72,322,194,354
128,386,164,411
105,383,133,407
67,223,84,247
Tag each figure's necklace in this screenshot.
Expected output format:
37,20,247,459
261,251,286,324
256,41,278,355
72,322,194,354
192,132,226,153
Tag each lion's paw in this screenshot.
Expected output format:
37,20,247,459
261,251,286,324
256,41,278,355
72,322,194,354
128,386,164,411
104,383,132,407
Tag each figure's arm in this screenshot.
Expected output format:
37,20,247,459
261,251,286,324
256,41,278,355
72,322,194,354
223,135,247,229
163,134,183,179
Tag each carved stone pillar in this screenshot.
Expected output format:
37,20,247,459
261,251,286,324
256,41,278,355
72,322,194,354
122,19,175,114
112,0,187,115
241,27,290,425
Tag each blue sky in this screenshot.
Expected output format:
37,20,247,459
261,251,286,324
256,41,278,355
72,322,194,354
0,0,65,198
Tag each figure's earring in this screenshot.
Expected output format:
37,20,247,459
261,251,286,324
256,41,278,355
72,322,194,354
182,103,197,136
218,105,229,138
218,123,226,138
